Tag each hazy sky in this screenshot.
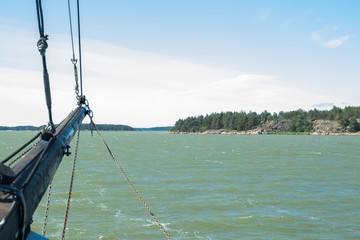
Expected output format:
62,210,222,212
0,1,359,127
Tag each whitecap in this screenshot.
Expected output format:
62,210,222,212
113,210,123,218
144,220,171,230
98,204,108,211
130,218,143,222
237,215,253,219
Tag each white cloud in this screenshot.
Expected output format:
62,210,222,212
170,74,346,115
0,28,352,127
311,102,349,110
310,26,353,48
324,35,353,48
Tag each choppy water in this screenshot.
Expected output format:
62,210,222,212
1,131,359,239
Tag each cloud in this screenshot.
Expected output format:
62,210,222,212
323,35,353,48
311,102,350,110
310,26,354,48
0,32,234,127
311,103,334,108
174,74,346,115
0,27,352,127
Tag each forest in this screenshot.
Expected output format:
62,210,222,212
80,124,134,131
170,106,360,133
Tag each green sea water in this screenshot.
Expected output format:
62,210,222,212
1,131,359,239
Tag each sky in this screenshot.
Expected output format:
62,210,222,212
0,0,359,127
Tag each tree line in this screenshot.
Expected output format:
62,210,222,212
80,124,134,131
0,124,134,131
171,106,360,133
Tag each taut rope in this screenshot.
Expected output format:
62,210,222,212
61,124,81,240
89,116,172,240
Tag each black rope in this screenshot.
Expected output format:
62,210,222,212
1,132,41,164
22,137,56,189
77,0,83,96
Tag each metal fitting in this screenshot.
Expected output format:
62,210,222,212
37,35,48,55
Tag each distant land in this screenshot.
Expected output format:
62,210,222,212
0,124,172,131
80,124,134,131
170,106,360,135
0,125,46,131
135,126,172,131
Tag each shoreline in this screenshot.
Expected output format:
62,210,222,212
169,129,360,135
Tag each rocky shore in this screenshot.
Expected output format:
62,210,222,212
169,130,360,135
170,129,261,135
169,119,360,135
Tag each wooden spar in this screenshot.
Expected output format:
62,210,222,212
0,106,88,240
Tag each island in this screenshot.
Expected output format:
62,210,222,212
170,106,360,135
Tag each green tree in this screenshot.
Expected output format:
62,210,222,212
348,117,360,132
340,117,349,130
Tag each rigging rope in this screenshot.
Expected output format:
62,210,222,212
8,138,41,167
33,1,171,238
42,181,52,236
1,132,41,164
88,116,172,240
22,137,56,189
76,0,84,97
62,124,81,240
67,0,80,99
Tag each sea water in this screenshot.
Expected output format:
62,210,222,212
0,131,359,239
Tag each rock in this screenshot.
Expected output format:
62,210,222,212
312,120,342,134
258,120,290,133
